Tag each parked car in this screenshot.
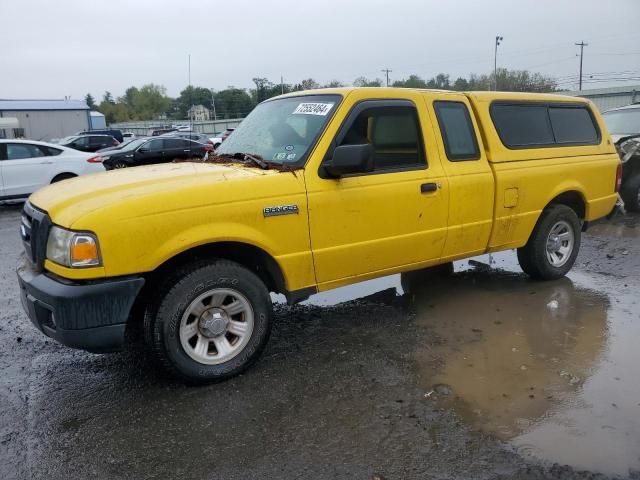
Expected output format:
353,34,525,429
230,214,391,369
162,131,213,145
209,128,235,149
602,103,640,211
97,136,146,153
100,137,211,170
76,129,124,143
151,127,177,136
59,134,119,153
0,139,104,201
122,132,136,140
16,88,620,384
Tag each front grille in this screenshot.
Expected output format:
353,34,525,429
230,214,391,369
21,202,51,271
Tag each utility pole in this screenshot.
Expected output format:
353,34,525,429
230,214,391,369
210,88,217,121
575,41,588,91
381,68,392,87
188,54,192,129
494,35,503,91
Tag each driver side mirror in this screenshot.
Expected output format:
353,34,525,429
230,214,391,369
324,144,374,178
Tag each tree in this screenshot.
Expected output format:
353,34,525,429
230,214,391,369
323,80,345,88
353,76,383,87
392,74,428,88
300,78,320,90
426,73,451,89
102,91,115,104
214,88,254,118
84,93,96,110
176,86,214,118
453,77,470,91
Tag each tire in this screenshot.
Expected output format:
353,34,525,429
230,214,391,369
112,161,128,169
620,173,640,212
51,173,76,183
145,259,273,384
517,204,581,280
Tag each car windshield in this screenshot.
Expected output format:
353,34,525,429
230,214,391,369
216,95,341,164
58,135,79,144
602,108,640,135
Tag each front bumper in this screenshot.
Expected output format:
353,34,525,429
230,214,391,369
16,255,144,353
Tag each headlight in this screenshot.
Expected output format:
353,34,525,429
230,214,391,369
46,226,101,268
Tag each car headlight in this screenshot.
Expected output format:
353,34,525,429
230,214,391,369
46,226,101,268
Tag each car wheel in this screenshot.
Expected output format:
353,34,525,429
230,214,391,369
145,259,273,384
517,204,581,280
620,173,640,212
51,173,76,183
214,143,221,150
112,161,128,169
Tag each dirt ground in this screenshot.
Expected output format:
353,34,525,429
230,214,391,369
1,204,639,480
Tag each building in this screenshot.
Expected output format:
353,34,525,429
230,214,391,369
89,111,106,130
0,99,90,141
557,85,640,112
188,104,211,122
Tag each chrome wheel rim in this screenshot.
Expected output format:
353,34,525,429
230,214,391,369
179,288,254,365
545,220,574,267
113,163,126,169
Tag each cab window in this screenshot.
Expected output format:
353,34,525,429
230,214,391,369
338,103,426,172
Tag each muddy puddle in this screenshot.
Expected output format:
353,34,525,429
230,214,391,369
304,251,640,477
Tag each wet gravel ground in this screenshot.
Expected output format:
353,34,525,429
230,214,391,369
1,204,639,480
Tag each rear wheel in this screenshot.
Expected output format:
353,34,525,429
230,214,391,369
620,173,640,212
112,161,128,169
145,259,273,384
517,204,581,280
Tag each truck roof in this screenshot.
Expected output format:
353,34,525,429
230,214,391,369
273,87,590,105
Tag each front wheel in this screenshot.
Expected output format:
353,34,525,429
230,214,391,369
145,260,273,384
517,204,581,280
112,161,128,169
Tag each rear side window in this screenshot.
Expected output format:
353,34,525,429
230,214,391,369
6,143,45,160
491,102,600,148
434,101,480,161
549,107,599,144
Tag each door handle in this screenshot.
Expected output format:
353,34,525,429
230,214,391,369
39,161,53,165
421,182,439,193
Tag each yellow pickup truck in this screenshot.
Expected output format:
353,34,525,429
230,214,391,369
17,88,621,383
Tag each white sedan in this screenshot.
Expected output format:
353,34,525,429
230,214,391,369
0,139,105,202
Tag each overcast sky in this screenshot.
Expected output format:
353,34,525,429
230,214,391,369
1,0,639,100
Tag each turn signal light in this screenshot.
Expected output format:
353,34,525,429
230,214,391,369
615,163,623,192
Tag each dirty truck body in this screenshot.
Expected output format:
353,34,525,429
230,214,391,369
17,88,620,383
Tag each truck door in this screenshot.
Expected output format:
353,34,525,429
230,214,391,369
305,98,449,288
427,94,494,258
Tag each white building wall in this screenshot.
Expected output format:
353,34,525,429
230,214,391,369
1,109,90,141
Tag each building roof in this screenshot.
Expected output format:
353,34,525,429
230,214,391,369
0,99,89,111
89,111,105,117
557,85,640,97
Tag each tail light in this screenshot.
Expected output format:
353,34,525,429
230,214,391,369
615,163,623,192
87,156,103,163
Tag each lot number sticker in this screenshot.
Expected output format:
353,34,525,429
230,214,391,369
293,103,334,116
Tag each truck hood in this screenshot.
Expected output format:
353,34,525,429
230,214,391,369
29,162,275,228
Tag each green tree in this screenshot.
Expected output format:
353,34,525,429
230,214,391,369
426,73,451,89
323,80,345,88
392,74,428,88
214,88,254,118
84,93,96,110
300,78,320,90
176,86,214,118
453,77,470,91
102,91,115,104
353,76,383,87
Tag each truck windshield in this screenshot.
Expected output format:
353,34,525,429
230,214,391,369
602,108,640,135
216,94,341,164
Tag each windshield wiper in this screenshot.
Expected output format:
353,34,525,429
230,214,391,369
240,153,268,169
